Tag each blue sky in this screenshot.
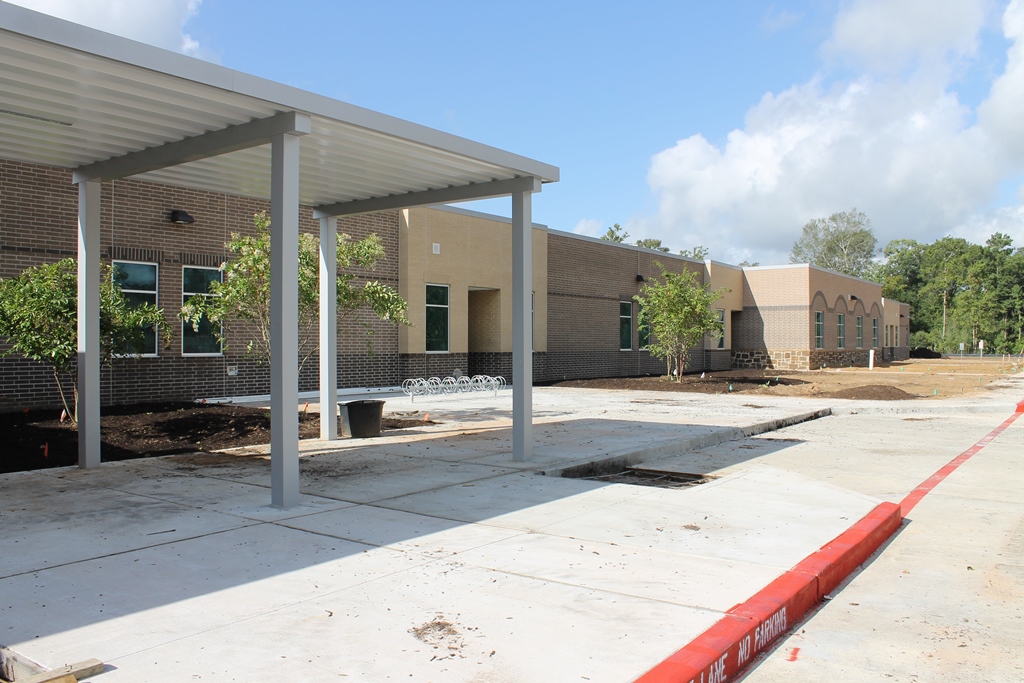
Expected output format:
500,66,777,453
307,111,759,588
9,0,1024,264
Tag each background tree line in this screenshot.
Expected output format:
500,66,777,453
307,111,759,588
790,209,1024,355
871,233,1024,354
602,209,1024,355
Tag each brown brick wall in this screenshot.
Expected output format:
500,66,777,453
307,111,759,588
0,158,402,409
399,352,469,381
545,234,707,380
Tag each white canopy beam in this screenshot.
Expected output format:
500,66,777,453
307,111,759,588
313,176,541,218
72,111,311,184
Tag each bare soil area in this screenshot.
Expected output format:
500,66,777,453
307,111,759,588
1,402,434,474
553,358,1017,401
3,358,1015,475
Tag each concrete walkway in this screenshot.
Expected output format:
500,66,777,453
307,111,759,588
738,400,1024,681
1,380,1021,682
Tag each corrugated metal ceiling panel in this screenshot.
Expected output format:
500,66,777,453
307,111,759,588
0,6,555,207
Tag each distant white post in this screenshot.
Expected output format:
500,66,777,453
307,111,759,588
319,216,338,441
77,180,101,468
869,349,875,370
270,132,301,508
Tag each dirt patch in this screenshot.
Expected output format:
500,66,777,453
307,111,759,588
0,402,436,474
823,385,917,400
551,359,1013,402
410,614,479,661
554,371,807,395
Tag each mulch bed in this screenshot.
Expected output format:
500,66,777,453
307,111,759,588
1,402,434,474
826,385,916,400
551,371,808,394
551,371,920,401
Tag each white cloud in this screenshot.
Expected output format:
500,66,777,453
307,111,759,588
644,0,1024,265
978,0,1024,158
825,0,990,71
7,0,205,56
760,7,803,34
571,218,604,236
952,205,1024,246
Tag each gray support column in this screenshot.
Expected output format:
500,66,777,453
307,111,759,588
319,216,338,441
270,132,301,507
77,180,101,469
511,189,534,462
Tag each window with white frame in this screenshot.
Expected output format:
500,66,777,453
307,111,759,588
856,315,863,349
717,309,726,349
425,284,449,352
639,317,650,350
814,311,824,349
873,318,879,348
837,313,845,349
620,301,632,350
182,266,223,355
112,260,158,356
886,325,890,347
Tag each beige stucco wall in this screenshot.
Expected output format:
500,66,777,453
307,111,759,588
742,265,811,308
809,268,885,350
738,266,812,349
738,265,892,352
705,261,743,350
399,207,548,355
882,298,910,348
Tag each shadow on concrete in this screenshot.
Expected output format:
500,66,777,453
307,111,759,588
0,416,809,648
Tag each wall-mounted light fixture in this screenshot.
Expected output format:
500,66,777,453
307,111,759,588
169,209,195,224
635,274,646,283
850,294,858,300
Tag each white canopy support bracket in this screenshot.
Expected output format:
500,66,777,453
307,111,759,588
72,111,311,183
313,176,542,218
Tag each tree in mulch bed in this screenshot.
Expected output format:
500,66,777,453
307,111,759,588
0,259,169,423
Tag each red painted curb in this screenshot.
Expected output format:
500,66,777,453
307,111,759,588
635,400,1022,683
792,502,903,598
634,501,900,683
901,409,1023,515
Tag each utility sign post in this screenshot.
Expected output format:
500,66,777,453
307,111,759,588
979,339,985,358
960,342,965,359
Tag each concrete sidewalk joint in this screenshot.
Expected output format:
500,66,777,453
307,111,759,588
633,395,1022,683
633,502,902,683
542,409,832,478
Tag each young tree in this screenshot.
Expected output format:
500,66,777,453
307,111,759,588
634,264,725,382
789,208,878,277
600,223,629,243
0,259,169,422
181,211,408,371
636,238,671,252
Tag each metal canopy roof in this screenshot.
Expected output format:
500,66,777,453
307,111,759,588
0,2,558,207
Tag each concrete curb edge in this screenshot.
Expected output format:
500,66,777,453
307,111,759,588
539,408,832,478
633,501,902,683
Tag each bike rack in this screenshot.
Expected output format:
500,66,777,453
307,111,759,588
400,375,506,402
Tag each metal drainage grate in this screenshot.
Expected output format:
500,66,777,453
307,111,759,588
579,466,713,489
